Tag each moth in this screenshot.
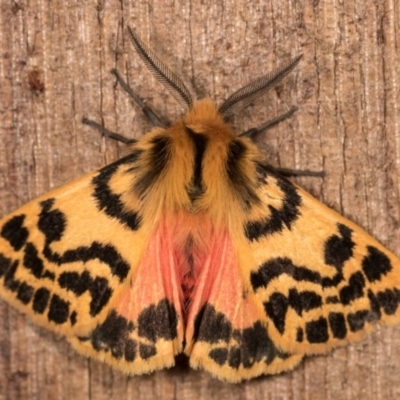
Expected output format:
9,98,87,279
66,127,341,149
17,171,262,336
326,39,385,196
1,27,400,383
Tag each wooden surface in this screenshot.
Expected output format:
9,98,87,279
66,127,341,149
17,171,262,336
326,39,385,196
0,0,400,399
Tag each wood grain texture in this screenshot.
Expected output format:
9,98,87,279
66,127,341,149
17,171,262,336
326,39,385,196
0,0,399,398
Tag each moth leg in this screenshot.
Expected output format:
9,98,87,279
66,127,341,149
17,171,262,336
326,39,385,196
274,167,325,178
240,107,324,178
239,106,298,138
82,117,137,144
82,67,167,144
110,68,166,128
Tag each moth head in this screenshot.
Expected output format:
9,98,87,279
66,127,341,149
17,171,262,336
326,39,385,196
128,27,301,125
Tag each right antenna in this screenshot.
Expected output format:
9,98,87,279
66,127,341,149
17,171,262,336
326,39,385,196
219,55,303,117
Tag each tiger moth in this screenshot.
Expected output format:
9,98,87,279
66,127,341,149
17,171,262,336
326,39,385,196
0,27,399,382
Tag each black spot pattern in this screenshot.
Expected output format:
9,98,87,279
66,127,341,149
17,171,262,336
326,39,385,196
124,340,137,362
226,140,260,208
42,270,55,281
0,254,15,279
137,299,179,342
296,328,304,342
87,309,136,361
339,272,365,305
37,199,66,242
81,299,178,363
70,311,77,326
322,223,355,287
0,194,133,326
48,294,70,324
326,296,340,304
17,282,34,305
328,312,347,339
23,242,45,278
362,246,392,283
46,242,129,282
3,259,20,292
324,224,355,270
376,289,400,315
186,127,208,202
194,303,289,369
287,289,322,316
245,172,302,241
263,293,289,334
30,199,130,320
251,224,356,291
367,290,382,320
209,348,229,365
139,344,157,360
251,257,321,291
38,200,130,282
255,162,269,186
92,152,142,231
193,302,232,343
305,317,329,343
1,215,29,251
227,347,241,369
347,310,371,332
251,221,400,346
32,288,50,314
264,290,322,334
134,135,172,197
58,271,112,317
15,208,67,281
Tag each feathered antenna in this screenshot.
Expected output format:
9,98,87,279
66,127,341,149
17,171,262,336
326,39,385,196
219,55,302,117
128,27,193,110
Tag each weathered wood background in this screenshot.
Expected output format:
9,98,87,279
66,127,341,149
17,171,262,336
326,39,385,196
0,0,399,399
